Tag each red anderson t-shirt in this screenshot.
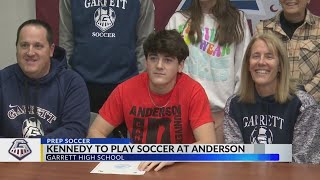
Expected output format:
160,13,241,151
99,72,213,144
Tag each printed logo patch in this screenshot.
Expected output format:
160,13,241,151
9,139,32,160
94,7,116,32
250,126,273,144
22,117,44,138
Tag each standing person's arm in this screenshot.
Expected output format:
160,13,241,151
59,0,73,61
136,0,154,72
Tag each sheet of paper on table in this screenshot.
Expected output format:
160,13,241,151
90,161,145,175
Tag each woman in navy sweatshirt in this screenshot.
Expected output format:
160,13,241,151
224,33,320,164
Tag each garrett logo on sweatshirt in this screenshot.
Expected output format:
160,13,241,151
94,7,116,32
7,104,57,124
84,0,128,38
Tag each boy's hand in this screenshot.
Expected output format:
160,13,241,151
138,162,175,172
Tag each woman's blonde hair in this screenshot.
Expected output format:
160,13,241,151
238,32,296,103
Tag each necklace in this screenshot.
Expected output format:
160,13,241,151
148,86,171,108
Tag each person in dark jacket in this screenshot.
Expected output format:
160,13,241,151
224,32,320,164
0,19,90,138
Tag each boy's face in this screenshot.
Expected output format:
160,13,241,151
145,53,184,94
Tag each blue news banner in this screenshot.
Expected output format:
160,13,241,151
39,138,292,162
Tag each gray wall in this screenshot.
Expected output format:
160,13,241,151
0,0,36,69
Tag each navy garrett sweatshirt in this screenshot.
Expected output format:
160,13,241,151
224,91,320,164
0,46,90,138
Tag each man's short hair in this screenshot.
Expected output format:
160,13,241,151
16,19,54,46
143,30,189,63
